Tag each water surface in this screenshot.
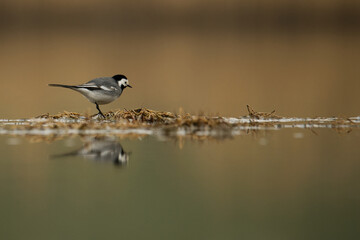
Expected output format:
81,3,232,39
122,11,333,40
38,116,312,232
1,128,359,239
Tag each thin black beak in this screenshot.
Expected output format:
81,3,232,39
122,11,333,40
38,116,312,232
127,84,132,88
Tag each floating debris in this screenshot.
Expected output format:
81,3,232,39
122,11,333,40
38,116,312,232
246,105,280,119
0,106,359,142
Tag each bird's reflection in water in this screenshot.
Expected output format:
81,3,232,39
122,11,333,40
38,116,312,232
53,137,130,167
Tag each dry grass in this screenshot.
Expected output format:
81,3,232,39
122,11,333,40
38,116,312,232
20,106,360,130
36,107,234,128
246,105,281,119
0,106,358,142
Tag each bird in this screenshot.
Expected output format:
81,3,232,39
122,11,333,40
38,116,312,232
49,74,132,117
51,137,130,167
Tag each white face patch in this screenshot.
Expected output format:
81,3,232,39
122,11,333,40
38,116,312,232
118,152,128,164
118,78,128,87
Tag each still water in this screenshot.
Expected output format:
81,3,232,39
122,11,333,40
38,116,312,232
1,129,359,239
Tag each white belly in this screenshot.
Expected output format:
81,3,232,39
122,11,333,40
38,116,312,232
78,89,120,104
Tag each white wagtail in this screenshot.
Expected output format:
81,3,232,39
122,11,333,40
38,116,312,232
49,74,132,117
52,138,129,166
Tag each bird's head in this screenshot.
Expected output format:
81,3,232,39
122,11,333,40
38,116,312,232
112,74,132,89
114,149,130,166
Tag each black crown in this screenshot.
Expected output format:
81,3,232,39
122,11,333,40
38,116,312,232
112,74,127,80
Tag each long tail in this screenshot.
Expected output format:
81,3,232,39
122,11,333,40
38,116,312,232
48,83,76,89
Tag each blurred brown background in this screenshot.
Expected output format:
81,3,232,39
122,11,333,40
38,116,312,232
0,0,359,118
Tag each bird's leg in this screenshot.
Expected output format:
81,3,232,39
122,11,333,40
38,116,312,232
95,103,105,118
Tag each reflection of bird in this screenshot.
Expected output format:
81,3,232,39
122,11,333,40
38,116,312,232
49,74,132,117
52,138,130,166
